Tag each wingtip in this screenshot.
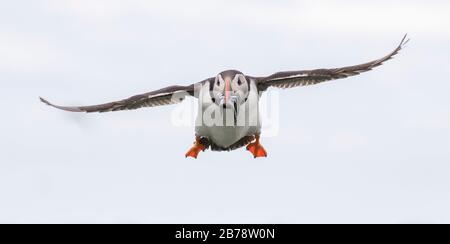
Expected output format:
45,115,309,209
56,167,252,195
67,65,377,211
39,97,88,112
400,33,410,47
39,97,51,105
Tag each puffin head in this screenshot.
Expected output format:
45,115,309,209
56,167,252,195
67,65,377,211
211,70,249,111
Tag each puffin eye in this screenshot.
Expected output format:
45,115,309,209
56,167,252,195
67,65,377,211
237,79,242,86
217,81,220,86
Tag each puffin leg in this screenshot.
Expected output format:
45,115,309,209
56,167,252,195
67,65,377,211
246,134,267,158
185,136,206,159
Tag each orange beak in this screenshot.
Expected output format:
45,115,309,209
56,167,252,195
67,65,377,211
225,78,231,103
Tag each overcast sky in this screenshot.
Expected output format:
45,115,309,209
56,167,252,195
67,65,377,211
1,0,450,223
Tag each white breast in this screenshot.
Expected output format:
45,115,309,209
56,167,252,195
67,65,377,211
195,80,261,148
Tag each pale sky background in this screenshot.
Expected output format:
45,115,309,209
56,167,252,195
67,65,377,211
1,0,450,223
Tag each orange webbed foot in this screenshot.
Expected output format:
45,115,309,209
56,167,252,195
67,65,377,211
246,135,267,158
185,137,206,159
185,146,205,159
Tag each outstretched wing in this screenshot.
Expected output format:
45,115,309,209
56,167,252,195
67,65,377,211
40,84,198,113
257,34,409,91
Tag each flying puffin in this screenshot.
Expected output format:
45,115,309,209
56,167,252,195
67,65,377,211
40,35,408,158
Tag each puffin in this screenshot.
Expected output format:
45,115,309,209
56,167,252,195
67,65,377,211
40,35,408,158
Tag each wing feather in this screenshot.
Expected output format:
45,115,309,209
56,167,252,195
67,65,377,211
258,34,409,90
40,84,197,113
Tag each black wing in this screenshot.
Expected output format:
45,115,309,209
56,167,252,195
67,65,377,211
40,84,198,113
257,34,409,91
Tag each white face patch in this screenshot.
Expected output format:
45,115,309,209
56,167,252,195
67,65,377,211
212,74,249,106
213,75,225,92
230,74,249,105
